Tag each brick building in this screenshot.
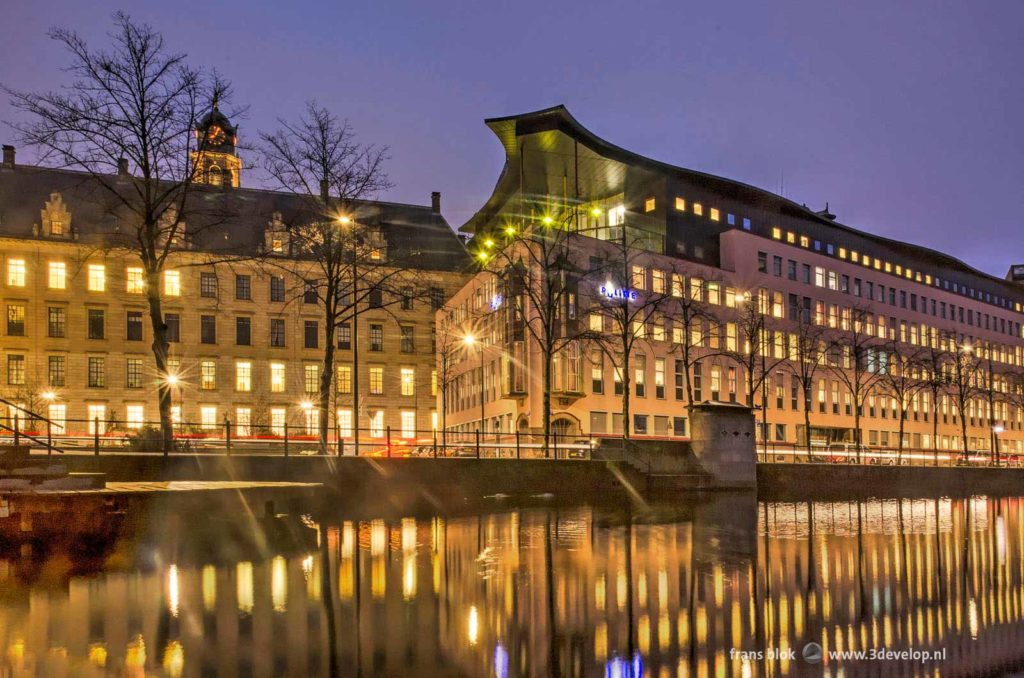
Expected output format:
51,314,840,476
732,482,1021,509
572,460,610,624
0,108,469,443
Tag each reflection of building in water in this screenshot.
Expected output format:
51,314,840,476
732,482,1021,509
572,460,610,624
0,497,1022,676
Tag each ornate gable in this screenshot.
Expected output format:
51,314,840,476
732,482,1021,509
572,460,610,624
37,192,72,238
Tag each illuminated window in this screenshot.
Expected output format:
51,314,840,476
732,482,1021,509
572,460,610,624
126,404,145,430
126,267,145,293
884,261,892,273
838,247,847,259
608,205,625,227
401,410,416,438
644,197,656,212
270,363,286,392
799,235,809,248
270,408,286,436
632,265,646,290
431,370,437,396
771,227,782,240
337,409,353,438
164,270,181,296
304,364,319,393
400,367,415,396
337,365,352,394
7,259,25,287
235,408,251,436
48,404,66,434
87,405,106,434
271,238,284,254
236,361,252,392
200,406,217,430
652,269,665,294
50,220,64,236
786,231,796,244
369,410,384,437
304,408,319,435
88,264,106,291
48,262,66,289
369,366,384,395
200,360,216,390
674,197,686,211
710,208,720,222
693,203,703,216
589,313,603,332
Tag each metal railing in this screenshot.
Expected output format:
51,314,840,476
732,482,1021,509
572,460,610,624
0,417,594,460
757,441,1018,468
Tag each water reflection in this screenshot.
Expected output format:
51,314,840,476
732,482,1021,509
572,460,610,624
0,493,1023,676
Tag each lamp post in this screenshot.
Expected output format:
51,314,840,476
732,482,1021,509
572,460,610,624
464,334,485,434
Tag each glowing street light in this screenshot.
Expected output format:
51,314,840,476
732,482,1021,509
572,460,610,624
541,215,553,226
164,373,179,387
483,238,494,249
40,391,56,402
336,215,351,225
300,400,314,411
591,207,602,216
504,225,516,236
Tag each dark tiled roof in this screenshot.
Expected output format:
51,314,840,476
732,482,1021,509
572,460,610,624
0,164,470,272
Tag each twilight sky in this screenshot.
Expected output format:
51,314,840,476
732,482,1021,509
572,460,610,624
3,0,1022,278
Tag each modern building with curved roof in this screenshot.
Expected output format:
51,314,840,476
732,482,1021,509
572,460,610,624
442,106,1024,458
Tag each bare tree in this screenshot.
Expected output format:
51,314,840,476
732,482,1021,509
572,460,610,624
725,289,785,448
6,13,231,451
481,212,589,453
435,308,465,449
827,306,884,462
666,267,724,411
877,340,928,464
259,101,401,454
784,311,828,459
920,331,952,463
588,234,673,439
978,341,1007,465
946,334,984,461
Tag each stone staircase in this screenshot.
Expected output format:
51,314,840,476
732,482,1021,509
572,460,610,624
0,445,105,491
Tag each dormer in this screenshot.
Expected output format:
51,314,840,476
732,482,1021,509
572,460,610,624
264,212,290,254
38,192,72,238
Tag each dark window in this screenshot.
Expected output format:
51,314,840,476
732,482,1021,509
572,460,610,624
633,414,648,435
801,264,811,284
401,287,413,310
757,252,767,273
165,313,180,342
88,309,105,339
200,272,218,298
7,355,25,385
400,326,414,353
270,276,285,302
235,275,251,300
126,311,143,341
674,360,684,400
430,287,444,310
7,304,25,336
673,416,688,436
47,356,65,387
787,260,797,281
48,307,66,338
200,315,216,344
270,318,286,347
368,288,383,308
369,324,383,352
337,323,351,349
126,358,143,388
235,317,251,346
87,356,104,387
303,282,318,304
304,320,319,348
772,256,782,277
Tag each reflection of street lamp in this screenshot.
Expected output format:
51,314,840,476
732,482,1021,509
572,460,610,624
464,334,485,432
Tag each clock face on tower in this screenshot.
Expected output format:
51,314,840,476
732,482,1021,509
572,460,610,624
206,125,227,146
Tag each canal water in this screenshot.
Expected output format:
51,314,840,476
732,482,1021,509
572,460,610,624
0,490,1022,676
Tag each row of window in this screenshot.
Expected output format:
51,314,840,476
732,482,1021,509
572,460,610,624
6,305,419,352
13,354,434,396
3,258,448,310
767,227,1022,315
29,403,431,439
758,251,1023,339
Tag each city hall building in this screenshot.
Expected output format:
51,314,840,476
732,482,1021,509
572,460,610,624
442,106,1024,455
0,108,469,441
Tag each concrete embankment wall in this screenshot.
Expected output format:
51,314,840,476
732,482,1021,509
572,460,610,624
759,463,1024,500
61,454,651,508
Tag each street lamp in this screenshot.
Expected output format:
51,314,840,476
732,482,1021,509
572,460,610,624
464,334,485,433
163,373,181,428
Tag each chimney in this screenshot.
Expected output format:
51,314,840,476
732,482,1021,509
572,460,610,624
2,145,14,169
431,191,441,214
117,157,129,176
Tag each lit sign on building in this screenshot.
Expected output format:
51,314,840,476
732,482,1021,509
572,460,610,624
599,284,638,302
490,294,503,310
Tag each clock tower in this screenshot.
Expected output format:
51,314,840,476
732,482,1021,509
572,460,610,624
192,100,241,187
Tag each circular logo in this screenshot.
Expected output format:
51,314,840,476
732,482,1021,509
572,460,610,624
802,642,823,664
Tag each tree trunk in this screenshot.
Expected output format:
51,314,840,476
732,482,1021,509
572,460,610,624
542,349,553,457
853,404,862,464
319,320,336,455
803,382,813,461
931,387,939,466
959,401,969,461
145,268,173,452
621,349,631,441
897,407,906,465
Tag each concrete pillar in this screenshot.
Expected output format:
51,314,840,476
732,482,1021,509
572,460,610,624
689,402,757,489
